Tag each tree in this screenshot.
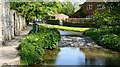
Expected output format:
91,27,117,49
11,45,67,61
93,2,120,27
62,0,75,16
10,0,75,22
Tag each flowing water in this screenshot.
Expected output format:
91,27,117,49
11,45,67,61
43,47,120,66
59,30,82,36
39,31,120,66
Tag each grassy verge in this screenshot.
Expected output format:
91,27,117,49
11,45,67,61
39,24,90,32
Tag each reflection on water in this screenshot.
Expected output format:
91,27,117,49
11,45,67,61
81,48,120,65
43,47,120,65
55,47,85,65
40,30,120,66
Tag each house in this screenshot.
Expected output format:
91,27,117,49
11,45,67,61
46,14,69,20
70,0,106,18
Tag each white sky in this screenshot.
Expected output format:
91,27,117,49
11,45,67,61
59,0,86,4
9,0,120,2
58,0,86,11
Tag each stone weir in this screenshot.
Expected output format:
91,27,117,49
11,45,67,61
58,30,101,48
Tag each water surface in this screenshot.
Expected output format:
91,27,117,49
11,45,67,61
43,47,120,66
55,47,85,65
59,30,82,36
40,30,120,66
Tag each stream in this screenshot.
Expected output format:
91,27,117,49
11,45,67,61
39,30,120,66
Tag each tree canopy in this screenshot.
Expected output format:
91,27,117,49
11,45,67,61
10,0,75,22
93,2,120,27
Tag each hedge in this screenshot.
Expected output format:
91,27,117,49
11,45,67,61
46,19,95,27
46,20,59,25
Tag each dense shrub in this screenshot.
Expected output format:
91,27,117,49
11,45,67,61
99,34,120,51
18,26,60,65
46,19,94,27
37,26,60,49
19,34,44,65
93,2,120,27
84,27,120,51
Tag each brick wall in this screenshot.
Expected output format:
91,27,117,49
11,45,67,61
82,2,105,15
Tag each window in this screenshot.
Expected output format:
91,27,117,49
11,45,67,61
86,5,93,10
97,4,105,10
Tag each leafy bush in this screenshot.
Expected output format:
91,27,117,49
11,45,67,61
18,34,44,65
84,27,120,51
93,2,120,27
99,34,120,51
18,26,60,65
37,26,60,49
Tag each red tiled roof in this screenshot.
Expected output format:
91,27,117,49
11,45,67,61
48,14,69,20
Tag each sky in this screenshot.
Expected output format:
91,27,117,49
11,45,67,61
59,0,86,4
59,0,86,11
71,0,86,11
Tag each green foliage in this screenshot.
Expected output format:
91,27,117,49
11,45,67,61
84,27,120,51
18,26,60,65
37,26,60,49
99,34,120,51
93,2,120,27
62,1,75,16
10,0,75,22
18,34,44,65
85,2,120,51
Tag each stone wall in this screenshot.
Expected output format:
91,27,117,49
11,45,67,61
0,0,2,46
0,1,27,46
